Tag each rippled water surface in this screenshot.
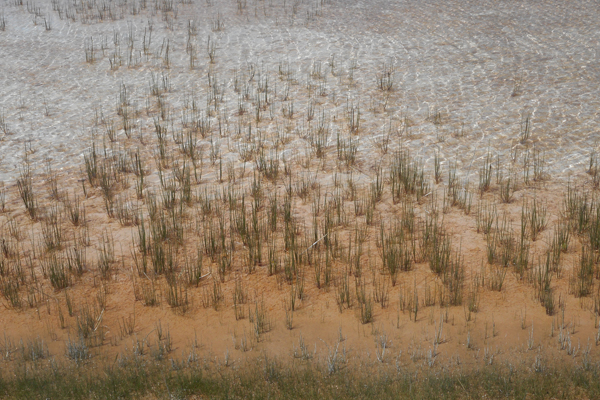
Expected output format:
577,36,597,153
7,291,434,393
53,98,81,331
0,0,598,182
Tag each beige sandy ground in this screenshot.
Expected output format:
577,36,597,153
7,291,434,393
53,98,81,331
1,175,598,373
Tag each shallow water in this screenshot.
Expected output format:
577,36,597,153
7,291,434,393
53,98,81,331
0,0,598,183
